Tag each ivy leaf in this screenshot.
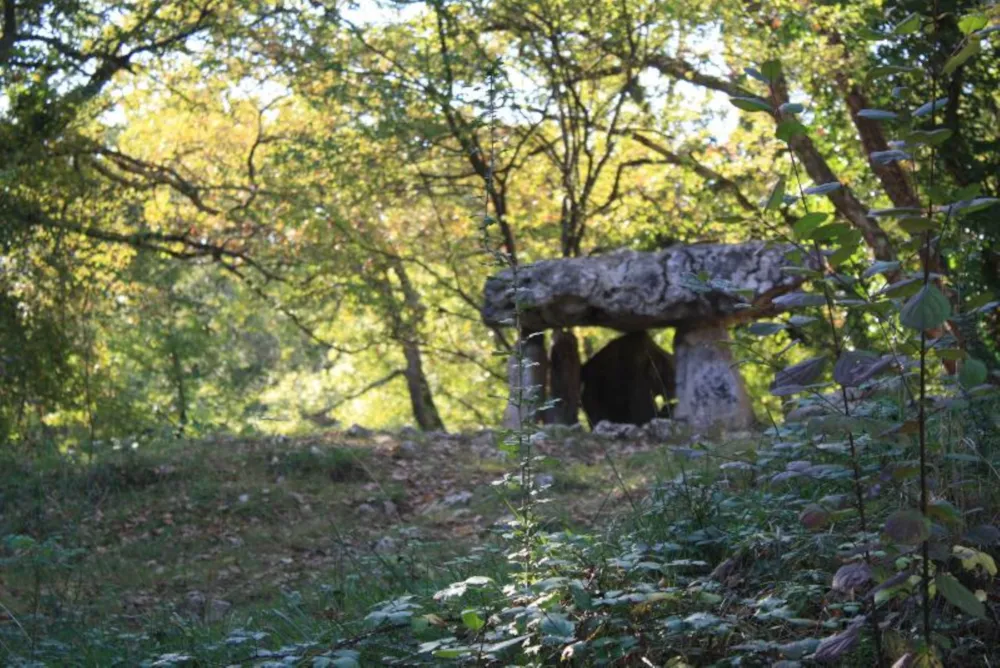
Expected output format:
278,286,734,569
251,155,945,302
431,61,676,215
857,109,898,120
730,96,773,113
461,609,485,631
884,509,931,546
899,285,951,331
913,96,950,118
771,356,828,396
804,182,842,195
935,573,986,618
958,14,988,35
943,39,981,75
959,358,987,388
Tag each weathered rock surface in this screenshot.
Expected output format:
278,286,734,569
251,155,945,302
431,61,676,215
545,329,582,425
482,242,805,331
673,324,755,432
501,331,548,428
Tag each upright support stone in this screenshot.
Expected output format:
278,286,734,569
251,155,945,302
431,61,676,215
502,330,548,429
673,324,754,432
545,329,581,425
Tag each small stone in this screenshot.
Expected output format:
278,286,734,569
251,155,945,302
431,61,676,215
238,494,250,504
357,503,376,514
374,536,396,554
644,418,682,442
443,491,473,506
206,598,232,622
398,440,419,456
382,500,398,516
345,424,373,438
535,474,554,489
398,426,421,440
592,421,642,440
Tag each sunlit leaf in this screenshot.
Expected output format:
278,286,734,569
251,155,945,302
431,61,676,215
892,12,922,35
958,14,988,34
760,59,782,82
943,39,981,75
776,119,806,141
730,96,773,113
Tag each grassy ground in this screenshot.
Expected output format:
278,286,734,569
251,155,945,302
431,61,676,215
0,426,688,665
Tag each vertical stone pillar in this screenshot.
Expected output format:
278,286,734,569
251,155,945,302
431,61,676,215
502,330,548,429
673,324,755,432
545,329,581,425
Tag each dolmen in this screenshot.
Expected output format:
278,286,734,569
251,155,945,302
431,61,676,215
481,242,811,433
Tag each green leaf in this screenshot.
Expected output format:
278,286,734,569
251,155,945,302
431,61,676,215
892,12,922,35
907,129,954,147
863,260,901,279
770,355,828,396
966,292,995,310
913,96,950,118
461,609,485,631
764,176,787,211
540,613,575,639
779,102,804,114
776,119,806,142
959,358,988,388
898,217,937,235
857,109,898,121
730,96,772,113
900,285,951,330
958,14,988,35
884,509,931,545
865,65,919,82
793,212,829,238
748,322,786,336
810,223,851,242
760,59,782,82
829,243,856,268
804,182,842,195
936,573,985,618
943,39,981,75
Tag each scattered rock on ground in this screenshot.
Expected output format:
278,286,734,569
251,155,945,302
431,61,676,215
592,421,642,440
643,418,683,442
443,491,473,506
346,424,373,438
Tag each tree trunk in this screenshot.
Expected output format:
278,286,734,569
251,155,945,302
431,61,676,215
401,340,445,431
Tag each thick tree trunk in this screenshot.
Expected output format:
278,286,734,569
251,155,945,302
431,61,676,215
401,340,445,431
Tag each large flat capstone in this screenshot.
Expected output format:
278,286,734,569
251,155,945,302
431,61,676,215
482,242,805,331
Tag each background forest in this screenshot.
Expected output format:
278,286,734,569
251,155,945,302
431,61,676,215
2,0,1000,666
4,0,996,440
